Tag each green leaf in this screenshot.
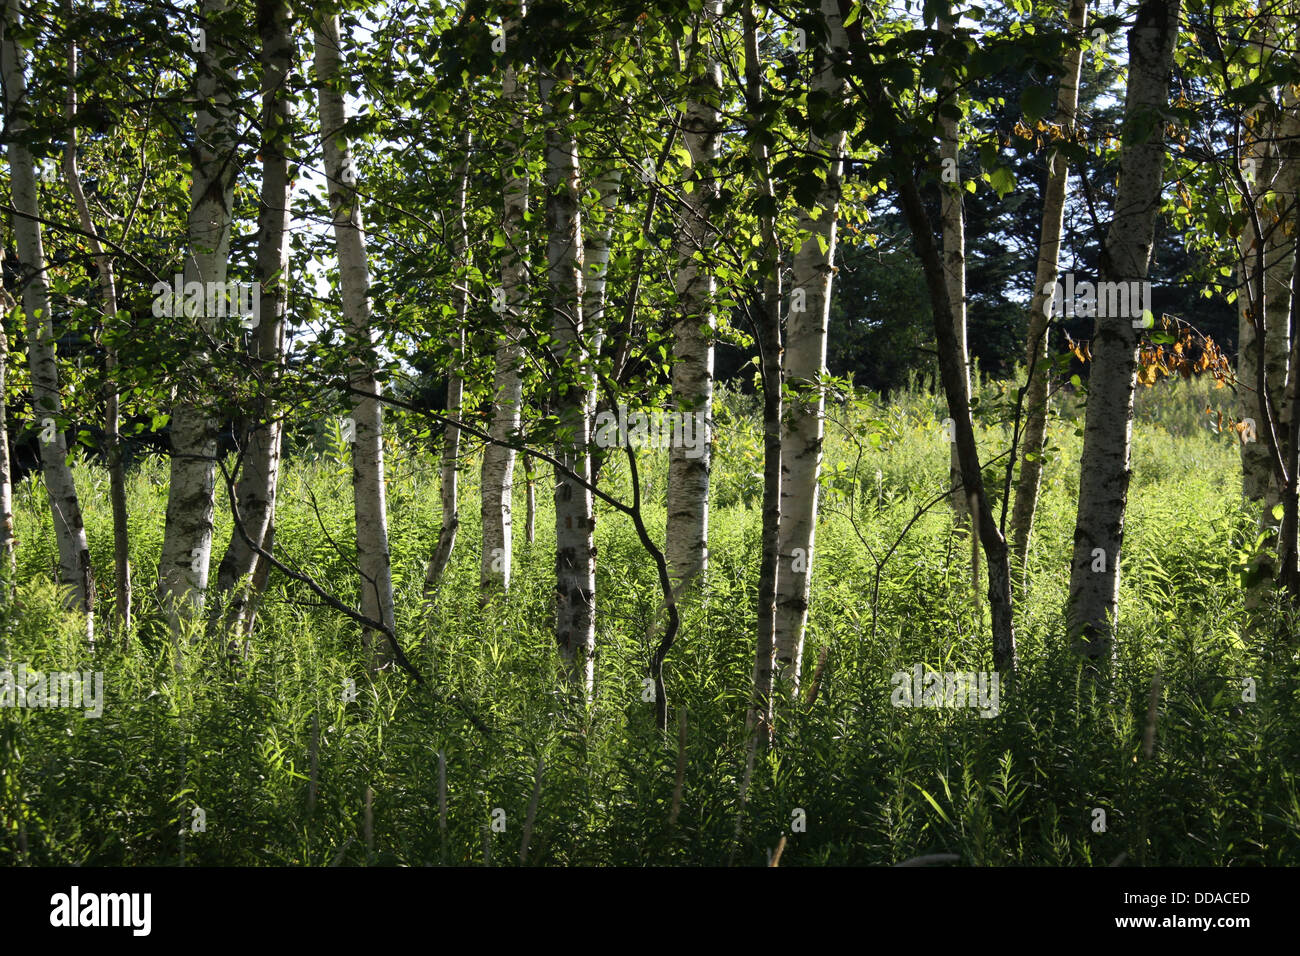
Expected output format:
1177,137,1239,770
988,166,1016,198
911,783,953,825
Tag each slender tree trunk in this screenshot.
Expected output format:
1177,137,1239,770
667,1,722,594
1010,0,1088,568
851,29,1018,671
0,246,14,570
742,1,784,740
894,175,1017,672
1237,8,1296,510
584,167,621,389
62,14,130,640
481,5,528,596
938,8,971,522
1237,99,1277,504
314,12,396,671
582,157,619,494
1239,79,1300,612
157,0,238,639
2,0,95,643
1268,83,1300,590
217,0,292,642
773,0,848,699
1258,83,1300,594
1261,156,1297,515
1065,0,1180,659
542,60,594,697
424,129,473,597
524,454,536,545
1276,237,1300,593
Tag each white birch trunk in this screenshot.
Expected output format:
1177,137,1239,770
64,10,130,639
481,8,528,595
581,161,617,552
524,454,536,546
584,165,621,419
742,0,784,740
0,245,14,569
542,64,593,696
217,0,292,642
1238,108,1274,502
1066,0,1180,658
425,129,473,597
772,0,848,697
1010,0,1088,566
1244,70,1300,602
1249,91,1298,514
666,1,723,593
315,12,396,670
157,0,237,638
938,8,971,521
2,0,95,642
1268,86,1300,578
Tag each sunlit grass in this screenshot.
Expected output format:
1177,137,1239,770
1,377,1295,865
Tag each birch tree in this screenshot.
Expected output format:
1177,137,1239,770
742,0,785,739
62,9,130,637
541,53,594,695
773,0,849,698
1267,49,1300,587
584,164,620,435
846,7,1019,672
0,244,14,569
1066,0,1181,659
938,6,970,522
314,10,396,670
424,128,473,595
666,0,722,593
893,175,1018,674
1229,9,1300,597
1,0,95,641
216,0,293,640
481,4,528,596
1009,0,1088,567
1272,135,1300,591
157,0,238,635
1236,96,1290,510
1234,9,1298,532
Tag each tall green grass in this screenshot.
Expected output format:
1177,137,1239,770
2,375,1296,865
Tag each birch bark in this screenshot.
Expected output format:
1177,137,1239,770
742,1,784,740
315,12,396,669
424,129,473,596
63,12,130,638
1010,0,1087,567
481,6,528,596
938,8,970,522
667,1,722,593
0,245,14,569
1066,0,1181,658
773,0,849,698
216,0,292,642
1,0,95,642
542,62,594,695
157,0,238,637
